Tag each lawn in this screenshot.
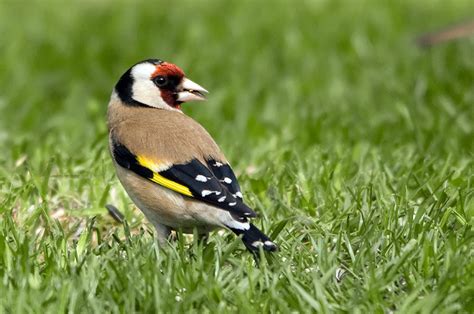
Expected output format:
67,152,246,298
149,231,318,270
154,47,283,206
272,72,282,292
0,0,473,312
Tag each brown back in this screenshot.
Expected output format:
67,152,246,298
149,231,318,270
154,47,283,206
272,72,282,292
108,98,226,165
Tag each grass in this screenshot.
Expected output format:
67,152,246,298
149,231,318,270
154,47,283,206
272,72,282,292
0,0,473,312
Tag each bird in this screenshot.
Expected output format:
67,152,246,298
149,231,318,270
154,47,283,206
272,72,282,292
107,58,277,253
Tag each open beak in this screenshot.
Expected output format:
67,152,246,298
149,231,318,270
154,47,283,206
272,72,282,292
176,78,209,103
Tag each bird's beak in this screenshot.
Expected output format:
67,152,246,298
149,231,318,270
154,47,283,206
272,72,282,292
176,78,209,102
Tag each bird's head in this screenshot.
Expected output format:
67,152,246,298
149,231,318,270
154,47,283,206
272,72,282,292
114,59,208,111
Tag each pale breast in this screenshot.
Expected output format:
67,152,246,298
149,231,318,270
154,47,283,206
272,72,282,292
115,164,223,233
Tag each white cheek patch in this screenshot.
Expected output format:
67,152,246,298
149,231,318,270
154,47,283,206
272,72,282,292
130,63,178,111
131,63,157,79
132,80,168,109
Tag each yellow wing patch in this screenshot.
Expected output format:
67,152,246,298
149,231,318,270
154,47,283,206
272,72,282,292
136,156,193,197
149,173,192,197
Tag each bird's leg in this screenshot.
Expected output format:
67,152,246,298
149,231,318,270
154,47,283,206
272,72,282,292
152,222,172,246
197,232,209,245
105,204,124,223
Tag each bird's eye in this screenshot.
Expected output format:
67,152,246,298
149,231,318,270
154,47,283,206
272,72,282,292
154,76,167,87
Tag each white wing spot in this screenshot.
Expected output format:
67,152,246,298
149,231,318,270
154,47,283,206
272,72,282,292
202,190,221,197
202,190,212,197
235,191,243,198
228,202,237,206
264,240,275,247
195,175,208,182
218,196,226,202
213,162,223,167
222,177,232,184
252,241,264,248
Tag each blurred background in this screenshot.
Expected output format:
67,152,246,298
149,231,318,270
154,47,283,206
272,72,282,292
0,0,473,311
1,0,473,249
2,0,472,215
1,0,472,155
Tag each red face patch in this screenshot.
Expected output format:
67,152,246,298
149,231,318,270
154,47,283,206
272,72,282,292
151,62,185,79
151,62,186,109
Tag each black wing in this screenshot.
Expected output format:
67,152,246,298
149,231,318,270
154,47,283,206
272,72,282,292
160,159,255,217
111,138,256,218
206,159,243,200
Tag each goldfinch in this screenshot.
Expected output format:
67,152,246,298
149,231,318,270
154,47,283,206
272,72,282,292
107,59,277,253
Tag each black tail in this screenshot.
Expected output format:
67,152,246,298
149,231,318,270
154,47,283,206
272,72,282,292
231,223,278,253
